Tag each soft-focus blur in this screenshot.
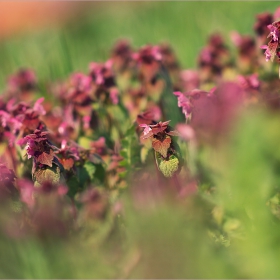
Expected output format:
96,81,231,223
1,1,280,279
0,2,279,88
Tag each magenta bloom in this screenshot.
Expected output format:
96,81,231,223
18,129,56,167
70,73,92,91
254,12,273,37
175,124,195,142
139,123,152,137
261,45,272,61
267,24,280,41
109,88,119,105
133,45,162,64
88,60,119,105
89,60,114,87
8,68,37,91
139,120,178,140
238,74,260,90
174,91,193,120
261,21,280,62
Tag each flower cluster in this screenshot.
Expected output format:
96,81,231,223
261,20,280,62
139,120,181,177
2,6,280,272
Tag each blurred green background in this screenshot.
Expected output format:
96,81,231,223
0,1,279,89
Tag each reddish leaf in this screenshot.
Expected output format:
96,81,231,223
60,158,74,171
37,150,54,167
152,135,171,158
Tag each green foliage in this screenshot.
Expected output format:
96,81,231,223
119,124,141,179
155,152,180,178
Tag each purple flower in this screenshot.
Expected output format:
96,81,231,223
89,60,114,86
267,24,279,41
17,129,56,167
111,39,134,72
254,12,273,37
8,68,37,92
261,45,272,61
139,123,152,137
133,45,162,64
69,73,92,92
238,74,260,90
180,70,199,92
174,91,193,120
109,88,119,105
175,124,195,142
33,97,46,116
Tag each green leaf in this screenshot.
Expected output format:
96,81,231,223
33,165,60,187
121,139,129,148
119,159,129,167
140,146,150,163
120,150,127,158
84,162,96,180
76,166,90,187
93,164,106,185
67,176,80,198
156,153,180,178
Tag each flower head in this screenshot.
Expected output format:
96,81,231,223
261,45,272,61
17,129,56,167
254,12,273,37
8,68,37,92
174,91,193,120
267,24,280,42
133,45,162,64
139,120,179,158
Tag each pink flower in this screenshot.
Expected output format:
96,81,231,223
70,73,92,92
18,179,35,209
33,97,46,116
176,124,195,141
133,45,162,64
238,74,260,90
261,45,271,61
254,12,273,37
89,60,114,87
267,24,279,41
17,129,56,167
173,91,192,119
109,88,119,105
180,70,199,92
8,68,37,91
139,124,152,137
82,115,91,130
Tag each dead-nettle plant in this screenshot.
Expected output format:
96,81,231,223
261,20,280,77
17,128,63,187
139,120,182,178
2,5,280,258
